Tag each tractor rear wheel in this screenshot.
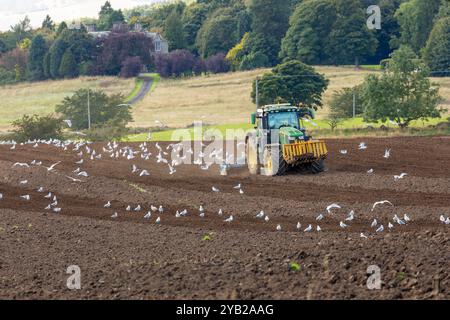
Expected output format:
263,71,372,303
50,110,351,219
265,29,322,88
246,137,260,175
310,158,325,174
263,146,288,176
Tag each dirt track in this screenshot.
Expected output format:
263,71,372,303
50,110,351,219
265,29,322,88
0,136,449,299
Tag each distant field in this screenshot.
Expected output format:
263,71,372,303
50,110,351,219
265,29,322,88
0,66,449,132
0,77,134,132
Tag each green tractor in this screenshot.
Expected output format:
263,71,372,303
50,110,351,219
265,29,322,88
246,104,328,176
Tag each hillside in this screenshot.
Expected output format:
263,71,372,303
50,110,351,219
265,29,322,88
0,77,134,132
0,67,449,132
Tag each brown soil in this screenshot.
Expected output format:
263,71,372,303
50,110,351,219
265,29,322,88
0,136,449,300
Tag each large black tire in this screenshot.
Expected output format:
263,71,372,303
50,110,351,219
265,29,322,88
263,146,288,176
310,158,325,174
246,137,260,175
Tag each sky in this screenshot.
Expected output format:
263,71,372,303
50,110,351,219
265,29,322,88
0,0,166,31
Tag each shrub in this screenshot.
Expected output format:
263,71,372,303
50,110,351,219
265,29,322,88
120,56,143,78
205,52,230,74
240,51,270,70
84,124,130,142
330,85,364,118
155,49,200,77
12,114,64,142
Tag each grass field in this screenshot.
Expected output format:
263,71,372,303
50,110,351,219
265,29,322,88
0,77,134,132
0,66,449,133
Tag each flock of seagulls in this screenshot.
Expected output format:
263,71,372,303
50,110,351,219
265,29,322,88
0,138,448,235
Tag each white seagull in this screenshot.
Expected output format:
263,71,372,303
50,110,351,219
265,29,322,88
224,215,234,223
326,203,341,214
371,200,393,211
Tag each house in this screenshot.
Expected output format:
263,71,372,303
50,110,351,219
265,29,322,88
87,22,169,55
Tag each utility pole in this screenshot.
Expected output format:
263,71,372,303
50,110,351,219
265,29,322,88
255,78,259,109
87,89,91,130
352,89,356,118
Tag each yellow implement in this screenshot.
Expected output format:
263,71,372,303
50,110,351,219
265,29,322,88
282,140,328,164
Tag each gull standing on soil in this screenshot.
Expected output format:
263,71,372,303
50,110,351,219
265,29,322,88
212,187,220,193
156,217,161,224
393,215,406,225
21,195,30,200
224,215,234,223
265,216,270,222
346,210,355,221
296,222,302,230
104,201,111,208
144,212,152,219
234,183,241,190
388,222,394,229
78,171,88,177
360,233,368,239
404,214,411,222
376,225,385,233
367,169,374,174
111,212,118,219
140,170,150,177
371,200,393,211
371,219,378,228
0,193,3,200
304,224,313,232
316,214,324,221
256,211,265,219
339,221,348,229
159,206,164,214
66,176,82,182
316,225,322,232
218,209,223,216
276,224,282,231
134,205,141,212
384,149,391,159
340,150,348,155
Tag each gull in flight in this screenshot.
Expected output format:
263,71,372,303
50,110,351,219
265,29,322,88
75,159,84,165
212,186,220,193
140,170,150,177
360,233,368,239
66,176,82,182
224,215,234,223
304,224,313,232
132,165,138,173
64,120,72,128
359,142,367,150
44,161,61,172
326,203,341,214
13,162,29,168
78,171,88,177
340,150,348,155
21,195,30,201
404,214,411,222
394,173,407,181
20,180,28,185
371,200,393,211
384,149,391,159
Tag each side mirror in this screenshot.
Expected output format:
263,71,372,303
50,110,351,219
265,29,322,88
251,113,256,125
